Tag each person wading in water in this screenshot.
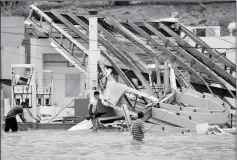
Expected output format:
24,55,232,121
88,91,101,131
4,102,27,132
131,111,145,141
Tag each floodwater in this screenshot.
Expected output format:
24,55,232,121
2,129,235,160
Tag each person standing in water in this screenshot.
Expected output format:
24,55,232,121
131,111,145,141
88,91,100,131
4,102,27,132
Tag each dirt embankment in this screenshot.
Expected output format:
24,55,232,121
1,1,236,36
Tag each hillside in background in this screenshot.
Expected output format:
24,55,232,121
1,1,236,36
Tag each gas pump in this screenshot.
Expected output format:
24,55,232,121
11,64,54,126
11,64,36,123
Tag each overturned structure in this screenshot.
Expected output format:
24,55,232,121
23,5,236,134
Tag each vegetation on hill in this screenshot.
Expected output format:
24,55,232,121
1,1,236,36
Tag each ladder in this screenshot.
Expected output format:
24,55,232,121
26,5,159,119
160,23,236,89
25,5,88,75
179,23,236,74
104,17,218,96
104,17,235,98
142,22,235,98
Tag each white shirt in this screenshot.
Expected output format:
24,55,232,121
89,98,98,113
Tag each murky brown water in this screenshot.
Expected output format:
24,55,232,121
2,129,235,160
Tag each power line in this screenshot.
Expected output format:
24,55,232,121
1,40,234,84
2,57,192,87
1,32,236,50
1,48,149,63
2,37,234,78
1,22,234,89
2,37,235,65
1,26,25,28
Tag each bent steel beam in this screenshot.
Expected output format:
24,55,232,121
52,11,153,110
160,23,236,88
191,83,235,98
29,7,138,109
65,14,152,107
97,20,150,74
122,19,215,96
143,22,235,98
50,41,87,74
179,23,236,72
50,11,134,88
160,103,228,125
30,6,88,55
64,13,154,96
26,6,89,75
159,103,225,113
175,90,226,111
152,108,202,130
172,66,194,89
98,63,134,109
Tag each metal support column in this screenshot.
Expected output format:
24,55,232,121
235,9,237,155
164,61,169,93
31,68,37,129
169,64,177,91
88,11,100,100
0,41,2,136
0,89,3,136
155,59,163,98
51,72,55,116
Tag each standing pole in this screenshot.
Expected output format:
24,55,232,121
235,5,237,158
51,72,55,116
164,61,170,93
0,40,2,137
31,67,37,129
11,67,14,109
88,11,100,100
155,59,162,98
169,64,177,91
0,5,2,138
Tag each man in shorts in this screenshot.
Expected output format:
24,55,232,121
4,102,27,132
88,91,100,131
